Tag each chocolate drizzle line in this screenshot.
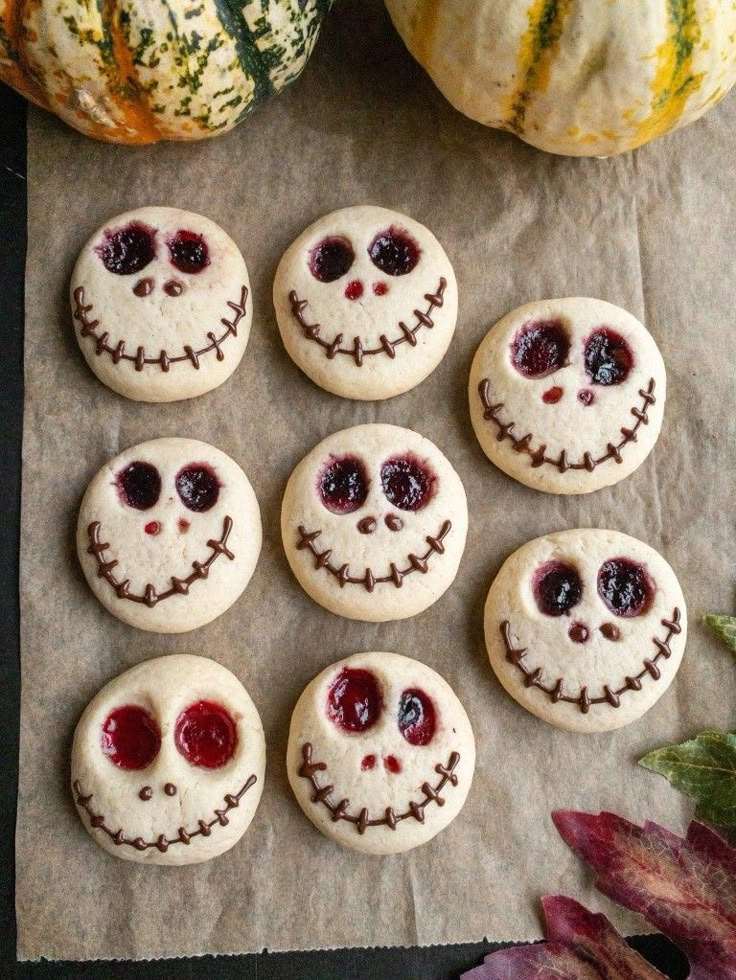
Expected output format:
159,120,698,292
477,377,657,473
296,519,452,592
87,515,235,607
500,608,682,714
73,775,257,853
288,277,447,366
298,743,460,834
73,284,248,372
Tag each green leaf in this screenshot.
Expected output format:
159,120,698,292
704,615,736,653
640,731,736,829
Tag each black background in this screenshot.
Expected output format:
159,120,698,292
0,86,688,979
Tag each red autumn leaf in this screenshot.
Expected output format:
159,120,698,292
552,811,736,980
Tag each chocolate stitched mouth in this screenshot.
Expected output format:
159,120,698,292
87,515,235,607
478,377,657,473
73,284,248,372
288,277,447,366
499,607,681,714
73,774,257,853
298,743,460,834
296,519,451,591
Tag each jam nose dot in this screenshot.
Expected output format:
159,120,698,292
542,386,564,404
357,516,377,534
361,754,376,771
600,623,621,641
133,277,155,297
144,520,160,535
568,622,590,644
164,783,177,797
344,279,364,301
384,755,402,774
164,280,184,297
178,518,190,534
138,786,153,801
373,281,389,296
385,513,403,532
578,389,595,406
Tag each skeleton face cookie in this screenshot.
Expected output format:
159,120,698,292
485,530,687,733
77,438,261,633
273,206,458,400
469,298,666,494
72,656,265,865
281,424,468,622
287,653,475,854
71,207,252,402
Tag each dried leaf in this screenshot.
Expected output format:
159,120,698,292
552,811,736,980
640,731,736,829
704,615,736,653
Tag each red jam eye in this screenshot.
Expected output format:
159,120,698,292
598,558,654,617
175,463,220,512
584,328,633,385
368,226,420,276
116,461,162,511
174,700,237,768
511,320,570,379
534,561,583,616
168,230,209,274
101,705,161,770
318,455,369,514
309,236,355,283
398,689,436,746
380,455,435,512
327,668,382,734
97,222,156,275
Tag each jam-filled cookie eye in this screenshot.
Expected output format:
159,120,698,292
174,700,237,769
309,236,355,283
97,222,156,276
533,560,583,616
380,455,435,511
168,230,210,274
584,328,633,385
318,455,369,514
175,463,220,512
368,227,420,276
101,705,161,770
511,320,570,379
598,558,654,617
116,461,162,511
327,668,383,733
398,688,436,746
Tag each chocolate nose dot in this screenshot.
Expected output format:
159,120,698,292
568,622,590,644
357,516,377,535
600,623,621,641
164,280,184,297
133,277,155,297
385,513,403,532
164,783,177,797
138,786,153,801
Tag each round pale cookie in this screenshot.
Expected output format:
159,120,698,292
484,529,687,733
287,652,475,854
71,655,265,865
281,424,468,622
468,298,666,494
273,206,458,400
77,437,261,633
71,207,252,402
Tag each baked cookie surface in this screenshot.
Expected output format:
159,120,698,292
71,655,265,865
469,298,666,494
71,207,252,402
77,437,261,633
281,424,468,622
273,206,458,400
484,529,687,733
287,652,475,854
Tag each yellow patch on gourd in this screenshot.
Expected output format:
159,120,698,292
409,0,442,68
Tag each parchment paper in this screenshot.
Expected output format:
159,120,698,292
16,0,736,961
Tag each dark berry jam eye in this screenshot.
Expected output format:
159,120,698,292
380,455,435,512
533,561,583,616
174,700,237,769
398,689,436,746
318,455,369,514
97,222,156,275
101,705,161,770
168,230,209,274
327,668,382,734
116,461,161,511
597,558,654,617
175,463,220,512
584,328,633,385
511,320,571,379
368,226,420,276
309,236,355,283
